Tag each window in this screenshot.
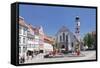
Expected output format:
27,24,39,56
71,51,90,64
23,37,25,43
63,33,65,42
72,42,73,47
23,28,25,35
19,26,21,34
60,35,62,42
39,50,43,53
23,47,27,52
23,28,27,35
19,36,21,43
33,44,35,48
66,35,68,42
19,47,21,53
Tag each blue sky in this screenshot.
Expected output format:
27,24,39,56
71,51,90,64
19,4,96,38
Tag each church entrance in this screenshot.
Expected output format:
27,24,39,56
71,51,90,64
61,45,65,49
61,45,66,53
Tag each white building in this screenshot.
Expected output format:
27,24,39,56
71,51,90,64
27,25,43,52
19,17,54,58
27,24,35,51
19,16,28,56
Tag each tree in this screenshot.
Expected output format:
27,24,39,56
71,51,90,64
83,33,94,48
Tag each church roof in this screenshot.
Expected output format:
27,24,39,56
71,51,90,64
56,26,69,34
56,26,79,43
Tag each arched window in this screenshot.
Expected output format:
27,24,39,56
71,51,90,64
60,35,62,42
66,35,68,42
63,33,65,42
72,42,73,47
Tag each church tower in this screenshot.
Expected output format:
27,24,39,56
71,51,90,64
75,16,81,55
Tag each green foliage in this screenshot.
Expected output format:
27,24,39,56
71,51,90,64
83,33,94,48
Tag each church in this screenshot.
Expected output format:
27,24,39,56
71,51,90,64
55,26,78,53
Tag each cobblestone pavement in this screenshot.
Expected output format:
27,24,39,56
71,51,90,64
23,50,96,64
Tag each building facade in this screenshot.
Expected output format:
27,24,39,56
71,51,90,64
18,16,55,60
27,25,43,53
56,26,78,53
19,16,28,57
26,24,53,54
27,24,35,51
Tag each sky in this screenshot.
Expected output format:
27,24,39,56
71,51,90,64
19,4,96,38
